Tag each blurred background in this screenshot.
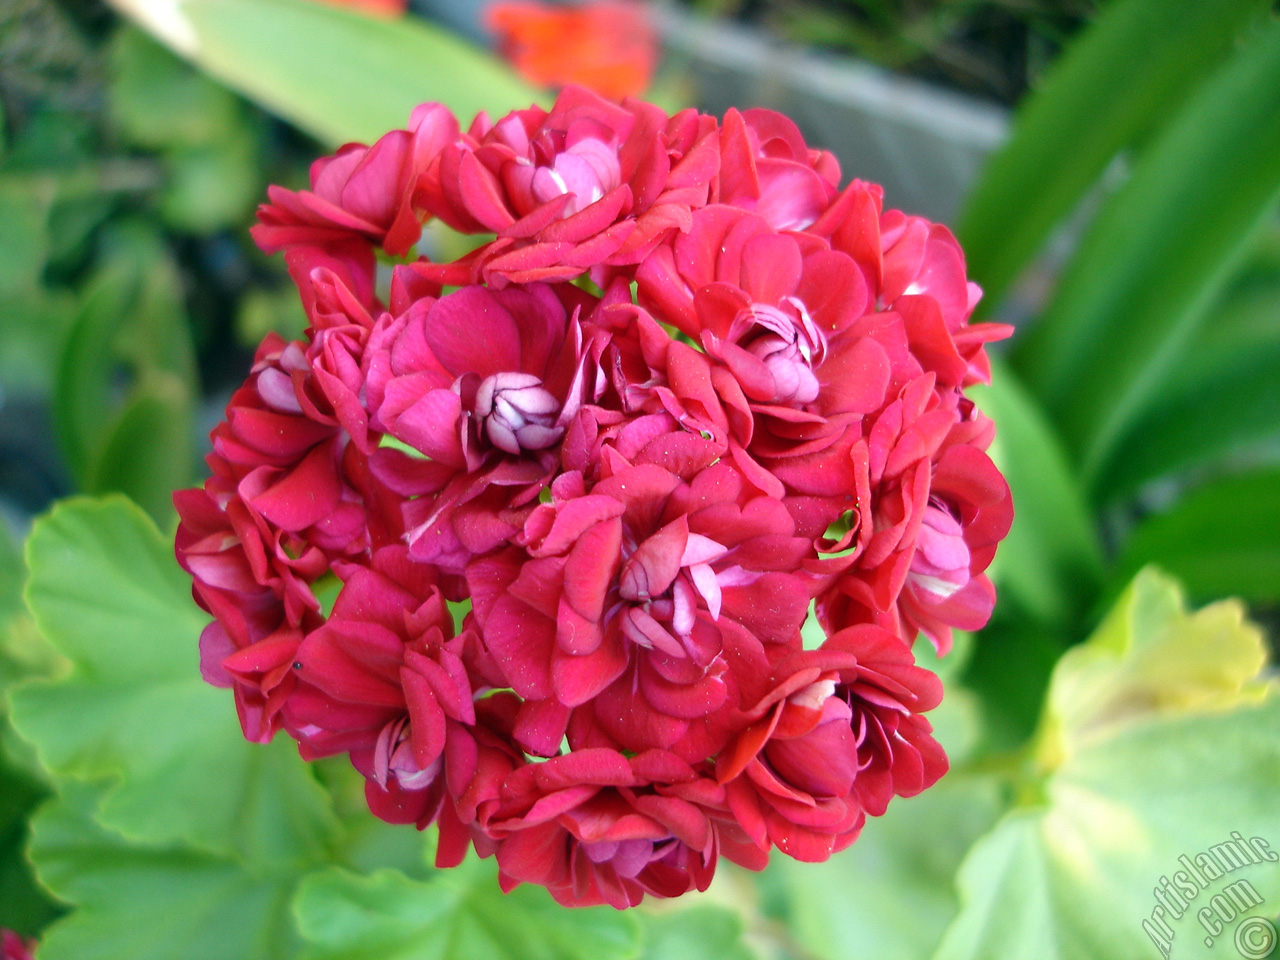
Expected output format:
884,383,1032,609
1,1,1277,957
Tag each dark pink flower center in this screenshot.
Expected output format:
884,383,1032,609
616,527,729,658
500,116,624,219
372,716,441,791
733,299,827,405
529,137,621,216
581,837,656,877
474,371,564,455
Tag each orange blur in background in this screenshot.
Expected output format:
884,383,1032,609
486,1,658,100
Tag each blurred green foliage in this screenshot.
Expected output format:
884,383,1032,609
683,0,1096,103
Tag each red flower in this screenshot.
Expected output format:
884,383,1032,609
284,547,475,827
897,444,1013,648
814,401,1012,654
716,108,840,230
486,748,720,908
466,458,812,761
253,103,458,257
417,86,718,286
633,205,911,498
180,92,1013,908
366,281,606,572
487,1,659,101
813,179,1012,388
717,624,946,861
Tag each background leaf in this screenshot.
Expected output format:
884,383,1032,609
85,372,195,525
0,520,62,936
1010,20,1280,484
0,753,58,935
934,699,1280,960
1039,568,1270,767
7,496,337,864
635,905,756,960
767,773,1004,960
1094,268,1280,501
971,361,1103,629
958,0,1270,311
52,223,199,518
295,859,642,960
934,571,1279,960
1114,473,1280,606
29,782,308,960
109,0,540,146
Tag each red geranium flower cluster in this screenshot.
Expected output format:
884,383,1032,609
176,87,1012,908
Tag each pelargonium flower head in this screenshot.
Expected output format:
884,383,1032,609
181,89,1014,909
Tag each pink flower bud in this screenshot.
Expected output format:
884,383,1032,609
747,333,822,404
908,499,971,600
474,372,564,455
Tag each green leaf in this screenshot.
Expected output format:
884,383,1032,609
934,698,1280,960
109,25,244,150
160,134,262,233
86,372,196,523
1114,474,1280,606
971,361,1104,628
0,753,59,935
1038,568,1270,770
770,773,1004,960
7,496,337,864
1095,282,1280,501
958,363,1102,753
236,284,309,349
0,526,62,935
112,0,541,146
312,759,432,880
295,859,641,960
0,288,78,398
0,175,55,295
29,782,307,960
53,223,198,499
636,904,755,960
934,572,1278,960
958,0,1269,311
0,519,22,630
1011,21,1280,483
